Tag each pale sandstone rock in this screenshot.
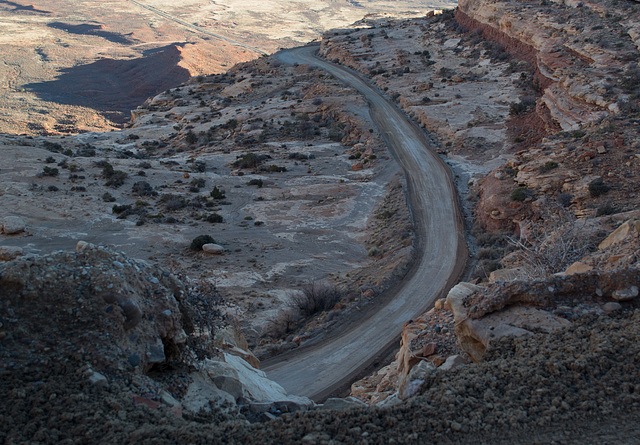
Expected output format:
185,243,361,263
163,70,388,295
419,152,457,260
399,360,434,400
182,373,235,413
445,282,482,321
194,353,314,409
318,397,366,411
2,216,26,235
598,220,640,250
202,243,225,254
0,246,23,261
603,302,622,312
611,286,639,302
76,240,95,251
559,262,593,276
456,305,571,362
439,354,467,371
214,326,260,369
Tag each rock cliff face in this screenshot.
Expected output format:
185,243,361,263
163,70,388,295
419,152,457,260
456,0,636,131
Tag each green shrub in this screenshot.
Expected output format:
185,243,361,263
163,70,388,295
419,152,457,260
510,187,530,202
247,178,263,188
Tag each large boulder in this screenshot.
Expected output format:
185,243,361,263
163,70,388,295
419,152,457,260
2,216,26,235
598,220,640,250
0,246,23,261
184,352,314,412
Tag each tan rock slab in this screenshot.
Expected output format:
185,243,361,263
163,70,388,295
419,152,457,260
598,220,640,250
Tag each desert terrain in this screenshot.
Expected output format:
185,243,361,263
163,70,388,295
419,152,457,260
0,0,455,135
2,0,640,442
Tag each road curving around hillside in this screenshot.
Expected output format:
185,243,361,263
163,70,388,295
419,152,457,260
263,45,467,401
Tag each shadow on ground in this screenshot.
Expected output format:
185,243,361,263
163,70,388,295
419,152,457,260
25,44,192,123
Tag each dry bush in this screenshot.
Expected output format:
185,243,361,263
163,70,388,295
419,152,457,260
290,282,343,318
263,309,301,339
508,200,596,279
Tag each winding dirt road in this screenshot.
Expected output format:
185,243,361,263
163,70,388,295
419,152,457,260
263,46,467,401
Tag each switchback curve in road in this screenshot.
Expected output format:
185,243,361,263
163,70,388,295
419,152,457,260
263,45,467,401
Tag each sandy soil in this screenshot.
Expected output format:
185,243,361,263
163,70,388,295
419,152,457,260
0,0,455,135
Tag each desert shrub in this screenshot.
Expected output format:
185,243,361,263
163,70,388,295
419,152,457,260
222,118,238,130
368,246,383,257
210,186,226,199
185,131,198,144
557,193,573,207
47,185,59,192
596,202,617,216
233,153,270,169
132,181,156,196
41,166,59,177
138,161,152,169
76,145,96,157
43,141,63,153
288,152,311,160
246,178,263,188
262,165,287,173
191,177,206,189
509,97,536,116
112,204,132,214
328,123,346,142
264,309,301,338
105,170,128,188
290,282,343,318
510,187,530,202
190,235,215,251
539,161,558,173
102,192,116,202
589,178,610,197
160,194,186,211
206,213,224,223
45,156,56,163
507,201,597,278
192,161,206,172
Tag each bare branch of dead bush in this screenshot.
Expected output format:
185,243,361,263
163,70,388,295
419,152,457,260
507,199,596,279
290,281,344,318
263,309,302,339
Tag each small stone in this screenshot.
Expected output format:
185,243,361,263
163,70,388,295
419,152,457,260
611,286,639,301
2,216,26,235
88,370,108,386
596,146,607,154
434,299,445,310
451,421,462,432
439,354,466,371
119,299,142,329
76,241,95,251
420,343,437,357
128,353,141,367
148,342,166,363
202,243,225,254
603,302,622,313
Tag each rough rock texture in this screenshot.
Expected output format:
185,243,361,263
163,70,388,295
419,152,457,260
0,247,188,374
456,0,631,131
2,216,26,234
